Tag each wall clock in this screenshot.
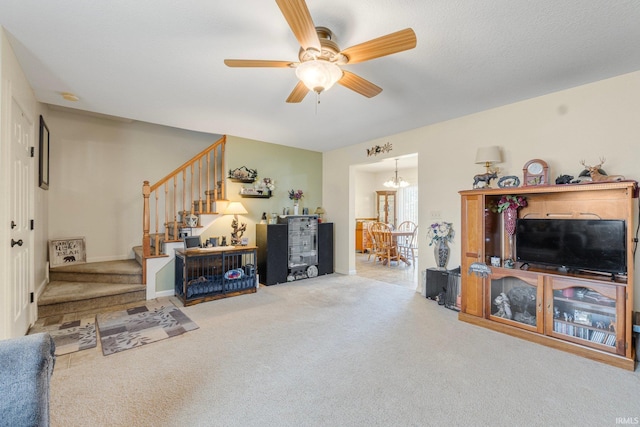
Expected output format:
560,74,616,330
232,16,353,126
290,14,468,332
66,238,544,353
523,159,549,186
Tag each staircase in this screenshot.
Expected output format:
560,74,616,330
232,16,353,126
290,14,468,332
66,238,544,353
37,258,146,319
36,136,227,321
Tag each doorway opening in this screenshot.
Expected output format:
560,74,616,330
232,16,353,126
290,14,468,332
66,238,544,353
352,153,419,291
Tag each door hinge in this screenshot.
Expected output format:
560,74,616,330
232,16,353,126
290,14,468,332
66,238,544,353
30,219,34,230
30,292,34,303
30,146,35,157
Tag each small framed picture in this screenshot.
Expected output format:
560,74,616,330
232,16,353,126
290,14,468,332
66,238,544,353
39,115,50,190
241,237,249,246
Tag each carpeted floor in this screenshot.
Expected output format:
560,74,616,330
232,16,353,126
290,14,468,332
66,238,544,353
96,300,198,356
49,273,640,427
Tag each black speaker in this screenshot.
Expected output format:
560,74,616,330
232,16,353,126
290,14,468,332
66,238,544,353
318,222,334,275
425,268,449,300
256,224,288,285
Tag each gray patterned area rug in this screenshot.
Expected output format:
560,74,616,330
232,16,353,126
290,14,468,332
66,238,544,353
96,301,198,356
29,317,97,356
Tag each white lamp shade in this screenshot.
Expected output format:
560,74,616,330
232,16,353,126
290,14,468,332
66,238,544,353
223,201,248,215
475,146,502,164
295,60,343,93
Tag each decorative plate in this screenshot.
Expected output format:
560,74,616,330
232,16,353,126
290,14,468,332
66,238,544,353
497,175,520,188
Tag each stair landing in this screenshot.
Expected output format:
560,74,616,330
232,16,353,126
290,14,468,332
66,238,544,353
39,259,146,319
49,259,143,283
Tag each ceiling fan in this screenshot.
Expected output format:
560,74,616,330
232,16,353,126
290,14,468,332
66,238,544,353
224,0,417,103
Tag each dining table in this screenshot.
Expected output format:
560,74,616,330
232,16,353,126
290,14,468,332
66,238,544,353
379,229,414,266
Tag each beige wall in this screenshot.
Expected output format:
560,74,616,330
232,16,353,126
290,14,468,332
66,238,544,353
325,70,640,308
154,136,322,294
354,170,377,218
354,166,418,219
199,135,323,246
46,108,219,262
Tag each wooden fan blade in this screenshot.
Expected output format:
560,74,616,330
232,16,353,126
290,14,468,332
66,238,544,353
286,80,310,103
341,28,417,64
224,59,293,68
275,0,321,52
338,71,382,98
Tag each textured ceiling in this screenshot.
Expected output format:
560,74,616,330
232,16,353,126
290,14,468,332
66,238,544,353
1,1,640,152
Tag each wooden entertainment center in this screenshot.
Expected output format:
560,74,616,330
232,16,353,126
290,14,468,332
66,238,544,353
459,181,638,370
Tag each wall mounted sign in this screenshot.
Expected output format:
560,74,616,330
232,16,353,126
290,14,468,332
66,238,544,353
366,142,392,157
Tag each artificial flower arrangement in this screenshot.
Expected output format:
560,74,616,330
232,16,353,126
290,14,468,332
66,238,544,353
288,189,304,201
496,195,527,213
262,178,275,192
427,221,455,246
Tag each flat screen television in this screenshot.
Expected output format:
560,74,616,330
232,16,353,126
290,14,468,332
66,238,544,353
515,218,626,275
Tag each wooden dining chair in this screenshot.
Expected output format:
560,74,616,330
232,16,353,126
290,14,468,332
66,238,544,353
397,221,418,266
364,221,378,261
370,222,400,267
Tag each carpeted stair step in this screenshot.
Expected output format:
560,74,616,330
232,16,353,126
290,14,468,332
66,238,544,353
133,246,144,265
49,259,142,284
38,281,146,319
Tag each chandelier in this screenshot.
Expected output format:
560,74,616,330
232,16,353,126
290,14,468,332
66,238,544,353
383,159,409,188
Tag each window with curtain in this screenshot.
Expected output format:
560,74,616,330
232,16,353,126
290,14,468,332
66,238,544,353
397,184,418,225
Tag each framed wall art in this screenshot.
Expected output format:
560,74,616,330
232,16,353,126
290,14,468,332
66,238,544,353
39,115,50,190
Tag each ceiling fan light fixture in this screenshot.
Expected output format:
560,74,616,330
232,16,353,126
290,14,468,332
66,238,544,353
295,59,343,93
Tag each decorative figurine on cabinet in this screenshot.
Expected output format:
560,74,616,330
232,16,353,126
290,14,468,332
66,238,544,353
472,171,498,189
555,174,574,184
580,158,625,182
497,175,520,188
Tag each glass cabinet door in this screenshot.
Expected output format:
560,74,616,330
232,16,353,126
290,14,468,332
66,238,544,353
487,271,543,333
387,194,395,226
546,278,624,355
376,190,397,228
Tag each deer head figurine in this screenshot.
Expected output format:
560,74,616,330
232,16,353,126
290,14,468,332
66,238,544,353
580,157,625,182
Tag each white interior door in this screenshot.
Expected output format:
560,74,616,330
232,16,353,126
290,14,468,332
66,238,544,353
9,99,33,336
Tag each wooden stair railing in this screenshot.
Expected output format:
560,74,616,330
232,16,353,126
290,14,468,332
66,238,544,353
142,135,226,260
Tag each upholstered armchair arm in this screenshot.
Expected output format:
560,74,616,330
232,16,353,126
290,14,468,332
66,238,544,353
0,332,56,427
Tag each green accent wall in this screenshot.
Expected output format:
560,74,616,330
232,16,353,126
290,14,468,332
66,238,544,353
225,135,323,221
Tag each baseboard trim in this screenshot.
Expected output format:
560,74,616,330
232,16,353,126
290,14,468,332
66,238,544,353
154,289,175,298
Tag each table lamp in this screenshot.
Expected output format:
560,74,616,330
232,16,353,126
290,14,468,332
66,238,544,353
475,146,502,173
223,201,248,245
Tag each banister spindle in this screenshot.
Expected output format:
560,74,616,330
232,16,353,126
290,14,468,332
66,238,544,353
198,158,203,213
142,181,151,257
164,183,169,242
190,165,194,215
206,152,211,212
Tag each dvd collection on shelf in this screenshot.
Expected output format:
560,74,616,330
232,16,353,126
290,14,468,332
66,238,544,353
553,320,616,347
